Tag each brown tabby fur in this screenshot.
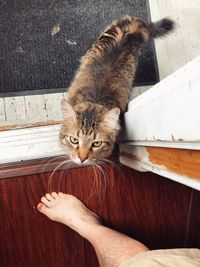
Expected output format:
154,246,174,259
60,15,174,164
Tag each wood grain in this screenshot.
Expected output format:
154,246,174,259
186,189,200,247
0,158,69,179
0,162,198,267
147,147,200,180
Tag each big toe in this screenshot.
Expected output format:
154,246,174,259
37,202,49,215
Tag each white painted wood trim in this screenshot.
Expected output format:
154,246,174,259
120,56,200,145
0,125,64,164
120,141,200,150
119,56,200,191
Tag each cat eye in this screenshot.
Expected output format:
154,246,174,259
69,136,79,145
92,141,102,147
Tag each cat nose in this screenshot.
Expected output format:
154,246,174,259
79,156,87,163
78,152,88,163
78,148,89,163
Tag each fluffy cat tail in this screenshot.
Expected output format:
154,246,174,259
148,18,175,39
99,16,174,49
115,16,175,45
85,16,174,61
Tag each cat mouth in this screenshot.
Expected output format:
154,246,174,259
72,157,92,166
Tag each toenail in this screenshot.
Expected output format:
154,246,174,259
37,203,42,209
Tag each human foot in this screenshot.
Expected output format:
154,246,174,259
37,192,101,238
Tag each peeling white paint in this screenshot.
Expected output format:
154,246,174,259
120,153,200,191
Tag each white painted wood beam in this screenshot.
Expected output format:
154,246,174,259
120,56,200,145
0,125,64,164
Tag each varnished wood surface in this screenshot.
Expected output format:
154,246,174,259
120,147,200,181
0,163,199,267
0,157,66,179
187,190,200,248
146,147,200,181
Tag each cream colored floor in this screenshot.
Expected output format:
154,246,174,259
0,0,200,128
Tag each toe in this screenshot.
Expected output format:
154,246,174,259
37,203,53,219
45,193,54,201
58,192,67,199
37,202,49,213
51,192,59,199
41,196,51,207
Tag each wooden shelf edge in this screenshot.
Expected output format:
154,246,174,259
0,157,79,179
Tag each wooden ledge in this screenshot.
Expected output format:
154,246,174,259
120,145,200,190
0,158,72,179
0,156,119,180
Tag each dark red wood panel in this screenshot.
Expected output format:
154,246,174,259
0,171,85,267
186,189,200,248
0,163,198,267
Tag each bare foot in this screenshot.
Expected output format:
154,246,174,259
37,192,101,238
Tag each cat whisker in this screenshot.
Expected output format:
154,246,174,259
48,161,65,191
101,158,125,180
93,162,101,193
57,160,73,191
40,155,68,174
97,160,109,170
48,158,71,191
86,162,99,201
91,162,100,196
60,160,73,181
94,162,107,198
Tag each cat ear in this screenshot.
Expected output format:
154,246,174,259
102,107,121,130
61,100,77,122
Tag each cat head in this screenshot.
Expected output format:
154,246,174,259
60,100,120,165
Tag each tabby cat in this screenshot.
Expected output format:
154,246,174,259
60,15,174,164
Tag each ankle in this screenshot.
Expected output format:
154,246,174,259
79,224,106,242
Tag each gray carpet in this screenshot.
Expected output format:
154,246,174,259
0,0,158,96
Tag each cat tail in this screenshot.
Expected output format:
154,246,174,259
96,16,174,50
83,16,174,62
148,18,175,39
